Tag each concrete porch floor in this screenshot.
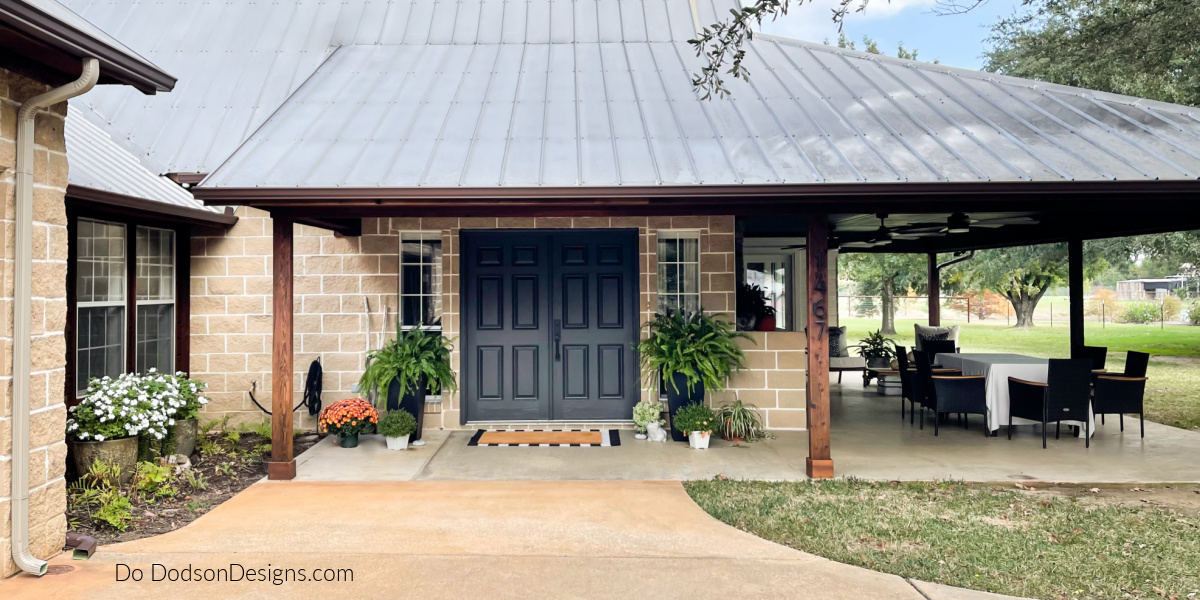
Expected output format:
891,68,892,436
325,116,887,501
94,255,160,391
295,377,1200,483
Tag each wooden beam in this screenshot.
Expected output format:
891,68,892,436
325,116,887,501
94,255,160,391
1068,237,1085,359
927,253,941,327
805,215,833,479
269,216,296,480
293,217,361,237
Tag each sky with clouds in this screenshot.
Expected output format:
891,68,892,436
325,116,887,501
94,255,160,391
758,0,1026,70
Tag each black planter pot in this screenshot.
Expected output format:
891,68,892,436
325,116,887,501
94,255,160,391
664,371,704,443
386,375,426,442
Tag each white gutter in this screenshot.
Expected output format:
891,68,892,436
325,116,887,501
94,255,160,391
11,58,99,577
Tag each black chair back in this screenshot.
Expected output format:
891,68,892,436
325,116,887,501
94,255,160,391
913,352,936,408
1081,345,1108,371
1123,351,1150,378
1045,359,1093,422
922,340,957,364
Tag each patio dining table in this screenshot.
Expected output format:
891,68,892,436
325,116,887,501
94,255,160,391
934,353,1095,437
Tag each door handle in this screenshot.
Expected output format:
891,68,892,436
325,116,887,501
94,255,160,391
553,319,562,361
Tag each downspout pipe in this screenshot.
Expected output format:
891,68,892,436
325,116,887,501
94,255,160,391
12,58,99,577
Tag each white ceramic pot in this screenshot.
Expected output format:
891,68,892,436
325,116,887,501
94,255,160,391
688,430,711,450
385,435,410,450
634,432,648,440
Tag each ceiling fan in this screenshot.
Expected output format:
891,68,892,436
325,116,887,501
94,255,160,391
778,212,1040,250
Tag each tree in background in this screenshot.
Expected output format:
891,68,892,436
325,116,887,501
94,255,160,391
985,0,1200,107
841,253,927,334
944,243,1111,328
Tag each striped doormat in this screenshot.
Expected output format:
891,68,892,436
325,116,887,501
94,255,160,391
467,429,621,447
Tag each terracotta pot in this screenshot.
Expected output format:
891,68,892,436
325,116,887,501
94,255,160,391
172,418,199,457
70,437,138,483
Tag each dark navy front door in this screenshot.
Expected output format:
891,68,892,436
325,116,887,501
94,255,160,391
462,230,638,422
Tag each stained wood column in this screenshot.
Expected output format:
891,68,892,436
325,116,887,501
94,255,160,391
805,215,833,479
1068,237,1085,359
268,216,296,480
927,253,941,326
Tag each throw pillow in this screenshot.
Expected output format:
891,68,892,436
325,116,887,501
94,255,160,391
828,327,844,358
918,331,950,343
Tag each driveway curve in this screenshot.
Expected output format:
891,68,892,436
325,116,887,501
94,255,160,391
2,481,1021,599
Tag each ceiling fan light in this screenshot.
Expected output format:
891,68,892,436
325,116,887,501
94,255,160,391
947,212,971,234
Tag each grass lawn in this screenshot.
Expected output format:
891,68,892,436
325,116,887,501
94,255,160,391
686,479,1200,600
840,318,1200,431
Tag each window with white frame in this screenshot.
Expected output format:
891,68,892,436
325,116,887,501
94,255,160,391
76,219,127,395
743,254,792,331
656,231,701,314
135,226,175,374
399,232,443,329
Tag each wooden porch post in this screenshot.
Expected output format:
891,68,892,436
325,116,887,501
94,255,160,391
1068,237,1085,359
927,253,941,326
268,215,296,480
805,215,833,479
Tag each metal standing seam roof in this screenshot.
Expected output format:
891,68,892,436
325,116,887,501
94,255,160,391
64,106,234,222
61,0,1200,191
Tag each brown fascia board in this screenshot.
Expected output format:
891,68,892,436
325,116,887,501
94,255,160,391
67,185,238,227
190,179,1200,206
0,0,175,94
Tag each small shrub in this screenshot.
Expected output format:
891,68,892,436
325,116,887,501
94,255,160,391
133,461,177,503
1119,301,1163,324
673,403,717,435
1189,301,1200,325
215,463,236,478
1162,295,1183,321
377,409,417,438
68,460,134,531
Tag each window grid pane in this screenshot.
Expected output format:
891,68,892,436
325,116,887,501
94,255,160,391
77,219,125,303
136,304,175,374
136,227,175,301
656,234,700,314
399,232,443,328
77,306,125,395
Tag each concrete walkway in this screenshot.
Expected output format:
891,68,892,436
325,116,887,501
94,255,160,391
2,480,1023,599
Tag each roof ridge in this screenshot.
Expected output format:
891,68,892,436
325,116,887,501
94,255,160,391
755,32,1199,114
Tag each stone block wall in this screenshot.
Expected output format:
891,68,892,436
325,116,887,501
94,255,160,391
0,68,71,578
190,212,806,431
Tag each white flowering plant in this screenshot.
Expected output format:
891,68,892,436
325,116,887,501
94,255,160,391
67,369,210,444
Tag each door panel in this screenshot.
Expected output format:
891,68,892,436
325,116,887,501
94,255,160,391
463,230,637,423
463,233,551,421
550,232,639,420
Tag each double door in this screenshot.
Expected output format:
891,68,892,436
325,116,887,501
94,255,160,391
462,230,639,422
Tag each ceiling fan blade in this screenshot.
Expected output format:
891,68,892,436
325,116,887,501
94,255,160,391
972,217,1040,226
839,241,875,249
780,244,806,250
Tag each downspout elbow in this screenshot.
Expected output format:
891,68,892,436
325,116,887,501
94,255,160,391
11,58,100,577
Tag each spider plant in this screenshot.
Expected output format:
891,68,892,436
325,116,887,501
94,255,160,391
636,310,753,396
358,324,457,407
715,399,769,442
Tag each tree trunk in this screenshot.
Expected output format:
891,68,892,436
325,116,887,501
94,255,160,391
881,277,896,335
1006,287,1049,328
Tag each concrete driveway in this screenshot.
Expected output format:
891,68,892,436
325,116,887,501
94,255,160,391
1,480,1021,599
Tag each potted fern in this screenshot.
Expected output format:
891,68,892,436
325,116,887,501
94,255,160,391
637,311,751,442
359,325,457,444
378,409,418,450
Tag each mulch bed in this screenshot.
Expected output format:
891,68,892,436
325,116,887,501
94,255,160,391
68,431,324,545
